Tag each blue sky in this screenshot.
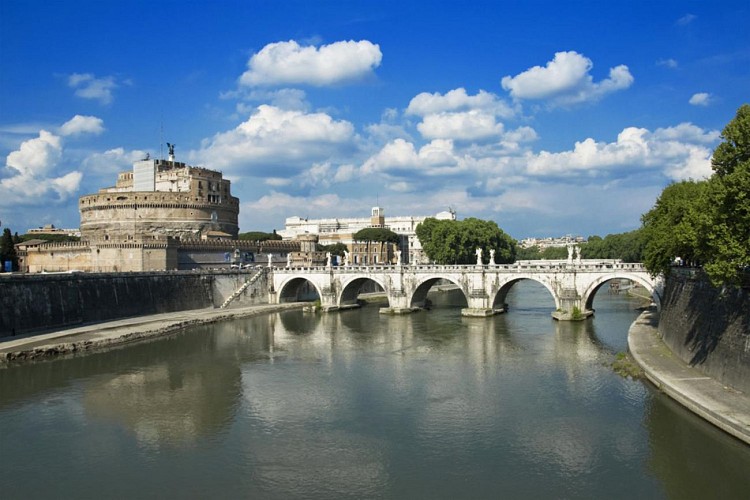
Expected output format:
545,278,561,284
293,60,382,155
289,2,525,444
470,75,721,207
1,0,748,239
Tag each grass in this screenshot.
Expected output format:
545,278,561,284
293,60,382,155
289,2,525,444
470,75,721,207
612,351,644,379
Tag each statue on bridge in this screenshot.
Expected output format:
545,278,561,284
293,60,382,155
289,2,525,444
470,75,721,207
476,248,483,266
343,250,350,267
396,251,401,266
575,245,582,265
286,253,291,268
326,252,332,268
267,253,273,268
567,244,574,265
489,249,496,266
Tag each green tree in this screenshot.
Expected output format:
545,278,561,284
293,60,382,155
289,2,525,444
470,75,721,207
238,230,282,241
581,230,645,262
0,228,18,272
318,242,348,256
352,227,400,244
641,180,708,277
702,104,750,285
415,217,516,264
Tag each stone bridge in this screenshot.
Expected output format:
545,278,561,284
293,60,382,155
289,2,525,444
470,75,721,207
269,260,660,320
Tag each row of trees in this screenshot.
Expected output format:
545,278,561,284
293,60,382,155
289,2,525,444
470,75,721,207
515,230,646,262
415,217,516,265
641,104,749,286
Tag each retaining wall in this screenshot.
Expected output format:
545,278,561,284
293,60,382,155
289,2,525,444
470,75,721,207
0,271,269,338
658,269,750,393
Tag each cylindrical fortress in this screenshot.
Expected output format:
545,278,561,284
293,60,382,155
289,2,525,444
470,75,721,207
79,158,240,240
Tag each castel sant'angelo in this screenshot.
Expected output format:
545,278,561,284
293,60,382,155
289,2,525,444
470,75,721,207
18,146,297,272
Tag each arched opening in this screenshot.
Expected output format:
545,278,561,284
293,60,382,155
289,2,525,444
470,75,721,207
339,277,388,307
410,277,468,309
582,276,655,312
278,277,321,303
493,278,557,313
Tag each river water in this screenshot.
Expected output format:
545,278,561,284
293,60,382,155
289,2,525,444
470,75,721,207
1,282,749,499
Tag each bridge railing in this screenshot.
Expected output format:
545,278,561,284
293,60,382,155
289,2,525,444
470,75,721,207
271,261,648,274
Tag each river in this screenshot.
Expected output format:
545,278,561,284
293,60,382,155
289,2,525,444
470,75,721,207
1,281,749,499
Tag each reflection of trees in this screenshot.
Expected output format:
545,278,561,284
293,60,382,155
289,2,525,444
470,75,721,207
645,390,750,497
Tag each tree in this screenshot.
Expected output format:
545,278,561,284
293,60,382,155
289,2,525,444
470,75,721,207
702,104,750,285
641,181,708,277
238,230,282,241
318,242,348,256
352,227,399,244
581,230,645,262
0,228,17,272
639,103,750,286
415,217,516,264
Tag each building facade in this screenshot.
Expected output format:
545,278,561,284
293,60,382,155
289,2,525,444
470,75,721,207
278,207,456,264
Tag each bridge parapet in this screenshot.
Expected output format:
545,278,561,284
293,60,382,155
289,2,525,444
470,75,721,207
270,261,656,320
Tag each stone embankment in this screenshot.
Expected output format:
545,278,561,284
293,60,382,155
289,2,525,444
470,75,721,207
0,303,304,364
0,270,268,338
629,308,750,444
629,269,750,444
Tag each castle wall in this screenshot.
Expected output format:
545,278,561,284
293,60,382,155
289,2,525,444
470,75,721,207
79,192,239,240
658,270,750,393
0,271,270,338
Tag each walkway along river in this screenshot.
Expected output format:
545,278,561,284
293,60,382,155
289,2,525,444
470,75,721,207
1,282,749,498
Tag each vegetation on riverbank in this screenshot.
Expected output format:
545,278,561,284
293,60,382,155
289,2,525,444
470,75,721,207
612,352,644,379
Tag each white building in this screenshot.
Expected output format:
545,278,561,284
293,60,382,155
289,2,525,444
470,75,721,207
278,207,457,264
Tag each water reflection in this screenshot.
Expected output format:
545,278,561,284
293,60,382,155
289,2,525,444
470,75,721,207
1,282,749,499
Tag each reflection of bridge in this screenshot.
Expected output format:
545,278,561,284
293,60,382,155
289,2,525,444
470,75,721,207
270,261,659,320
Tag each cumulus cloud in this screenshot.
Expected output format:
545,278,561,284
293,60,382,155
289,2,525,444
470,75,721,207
1,127,84,206
361,138,463,177
240,40,382,87
59,115,105,136
689,92,712,106
67,73,118,105
190,105,356,173
417,110,504,141
501,51,633,106
526,123,719,180
406,88,516,118
82,147,148,174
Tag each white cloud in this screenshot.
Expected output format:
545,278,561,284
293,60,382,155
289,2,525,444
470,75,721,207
82,147,148,174
406,88,516,118
656,58,678,69
526,123,718,180
59,115,105,136
361,138,463,177
67,73,118,105
500,51,633,106
240,40,382,87
689,92,712,106
1,128,82,206
240,191,343,228
676,14,697,26
191,105,356,173
417,110,504,141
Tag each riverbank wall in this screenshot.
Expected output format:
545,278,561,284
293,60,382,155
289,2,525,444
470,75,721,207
0,270,269,338
658,269,750,394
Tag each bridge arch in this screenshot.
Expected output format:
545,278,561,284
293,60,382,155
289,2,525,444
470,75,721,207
494,276,560,311
338,276,388,307
276,276,322,303
581,273,656,311
410,275,468,308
